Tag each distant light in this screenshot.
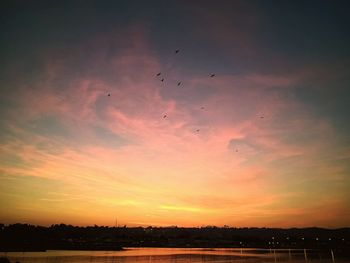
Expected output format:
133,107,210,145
240,242,242,244
286,237,290,240
268,242,271,244
329,238,332,241
301,237,304,240
316,238,319,241
342,238,345,241
272,237,275,240
276,242,279,244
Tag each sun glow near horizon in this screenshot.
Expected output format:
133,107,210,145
0,1,350,228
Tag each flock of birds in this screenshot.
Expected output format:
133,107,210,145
154,49,217,134
106,49,264,150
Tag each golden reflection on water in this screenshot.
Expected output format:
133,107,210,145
1,248,342,263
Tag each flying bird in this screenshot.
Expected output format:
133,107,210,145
163,114,167,118
210,74,215,77
175,49,180,54
196,129,200,132
177,82,181,86
260,116,264,119
156,72,161,76
161,78,164,82
201,106,205,110
107,93,111,97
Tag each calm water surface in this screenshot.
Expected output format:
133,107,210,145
1,248,347,263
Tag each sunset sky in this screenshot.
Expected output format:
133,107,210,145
1,0,350,228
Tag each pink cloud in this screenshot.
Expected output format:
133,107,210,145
1,22,349,227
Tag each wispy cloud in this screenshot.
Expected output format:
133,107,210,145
1,14,349,227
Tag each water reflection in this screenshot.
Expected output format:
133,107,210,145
1,248,344,263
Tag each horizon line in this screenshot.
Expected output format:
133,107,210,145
2,222,349,230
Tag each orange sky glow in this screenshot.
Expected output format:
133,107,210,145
1,1,350,228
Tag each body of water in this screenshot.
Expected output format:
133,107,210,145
1,248,345,263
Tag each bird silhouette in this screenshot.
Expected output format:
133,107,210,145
201,106,205,110
156,72,161,76
210,74,215,77
177,82,181,86
107,93,111,97
163,114,167,118
161,78,164,82
260,116,264,119
175,49,180,54
196,129,200,132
